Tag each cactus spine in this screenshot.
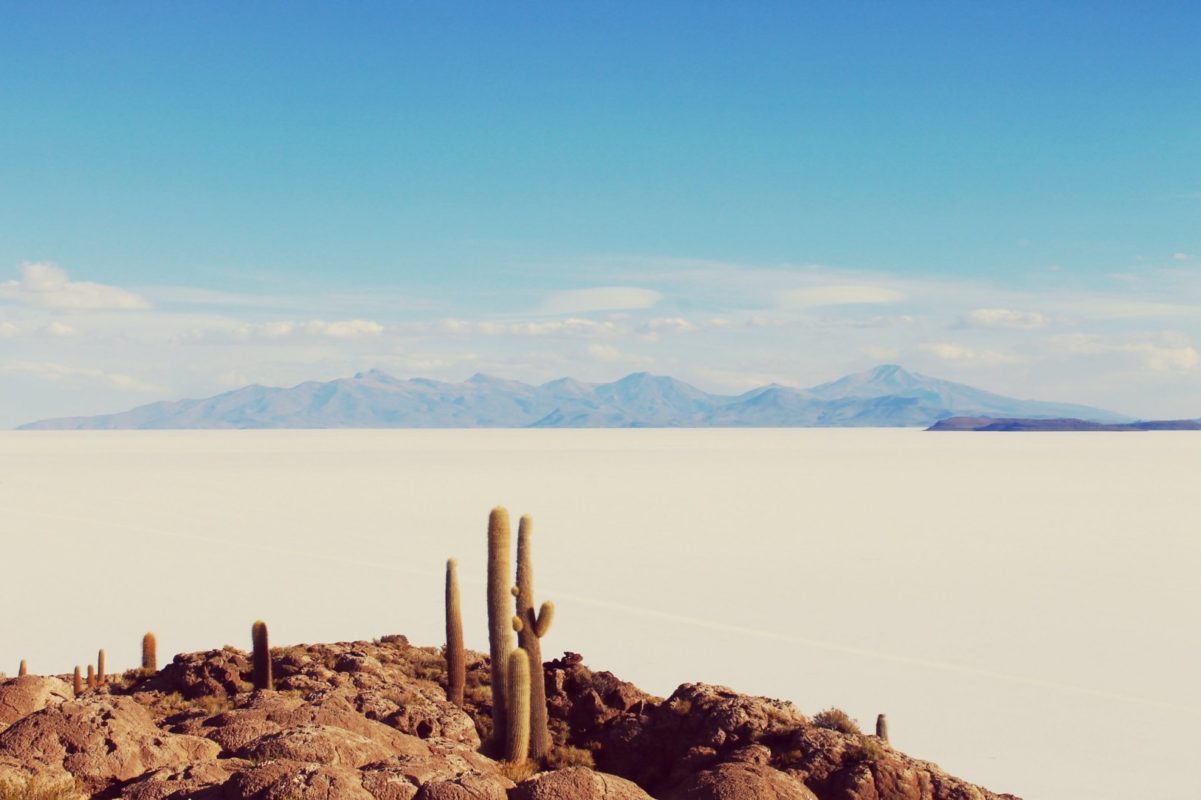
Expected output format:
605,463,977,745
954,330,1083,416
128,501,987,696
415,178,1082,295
18,660,27,677
86,664,96,690
513,514,554,759
96,649,105,685
251,620,273,691
486,506,514,749
505,647,531,763
445,558,465,707
142,632,157,672
73,666,82,695
876,713,889,742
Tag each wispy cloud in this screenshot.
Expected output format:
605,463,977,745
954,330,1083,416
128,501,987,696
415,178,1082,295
0,263,150,310
541,287,661,314
959,308,1049,330
779,284,904,307
1,360,164,392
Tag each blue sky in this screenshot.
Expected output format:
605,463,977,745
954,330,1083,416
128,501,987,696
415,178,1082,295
1,2,1199,425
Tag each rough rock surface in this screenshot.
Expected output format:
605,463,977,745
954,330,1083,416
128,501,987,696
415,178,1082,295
511,766,653,800
0,639,1018,800
0,676,73,728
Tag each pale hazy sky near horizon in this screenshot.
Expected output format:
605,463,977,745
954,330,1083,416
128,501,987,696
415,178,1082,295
1,2,1199,426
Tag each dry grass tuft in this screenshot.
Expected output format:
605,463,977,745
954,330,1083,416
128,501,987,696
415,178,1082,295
498,759,539,783
543,745,595,770
813,707,861,734
0,775,87,800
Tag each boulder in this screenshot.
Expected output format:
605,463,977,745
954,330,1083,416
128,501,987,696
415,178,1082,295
0,676,73,727
0,695,220,793
511,767,653,800
662,762,819,800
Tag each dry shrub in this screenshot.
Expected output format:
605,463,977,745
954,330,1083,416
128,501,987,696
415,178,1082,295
544,745,595,770
857,737,887,763
812,707,860,734
498,759,539,783
0,774,86,800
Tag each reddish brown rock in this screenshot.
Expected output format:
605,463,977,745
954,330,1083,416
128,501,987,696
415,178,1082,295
0,695,220,793
236,723,417,768
411,771,511,800
511,767,654,800
0,676,73,728
224,759,375,800
663,762,819,800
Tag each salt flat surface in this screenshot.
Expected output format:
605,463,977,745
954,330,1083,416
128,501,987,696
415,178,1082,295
1,429,1197,799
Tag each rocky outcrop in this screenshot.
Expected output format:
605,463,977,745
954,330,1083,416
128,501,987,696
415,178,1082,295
0,676,73,728
0,639,1018,800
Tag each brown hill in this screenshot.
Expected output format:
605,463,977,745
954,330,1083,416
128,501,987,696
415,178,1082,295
0,637,1019,800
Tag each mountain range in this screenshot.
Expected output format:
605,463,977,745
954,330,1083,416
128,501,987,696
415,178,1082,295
18,364,1134,429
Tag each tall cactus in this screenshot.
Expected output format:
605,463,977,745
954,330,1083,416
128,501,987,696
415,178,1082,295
512,514,554,759
251,620,273,691
486,506,514,749
505,647,531,763
876,713,889,742
73,666,82,695
96,649,105,685
142,632,157,672
445,558,465,707
18,660,27,677
86,664,96,690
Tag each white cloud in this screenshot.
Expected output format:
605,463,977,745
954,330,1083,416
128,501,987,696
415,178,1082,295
541,287,662,314
43,321,76,337
0,263,150,310
1,361,164,393
0,321,18,338
1173,253,1191,261
921,342,1023,365
416,317,619,338
780,285,904,307
638,317,697,339
302,319,384,338
960,308,1049,330
583,343,653,365
1048,333,1201,372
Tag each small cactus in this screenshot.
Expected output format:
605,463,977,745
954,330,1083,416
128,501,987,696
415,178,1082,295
73,666,82,695
18,660,27,677
97,649,106,685
86,664,96,690
142,632,157,672
876,713,889,742
251,620,273,690
487,506,514,749
445,558,465,707
505,647,531,763
513,514,554,759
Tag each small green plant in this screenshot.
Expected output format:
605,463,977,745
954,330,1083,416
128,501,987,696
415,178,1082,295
813,707,860,734
251,620,273,691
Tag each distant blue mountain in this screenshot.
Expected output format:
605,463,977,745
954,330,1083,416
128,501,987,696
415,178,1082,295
17,365,1132,429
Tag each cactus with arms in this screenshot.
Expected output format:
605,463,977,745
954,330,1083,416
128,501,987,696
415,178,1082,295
512,514,555,759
